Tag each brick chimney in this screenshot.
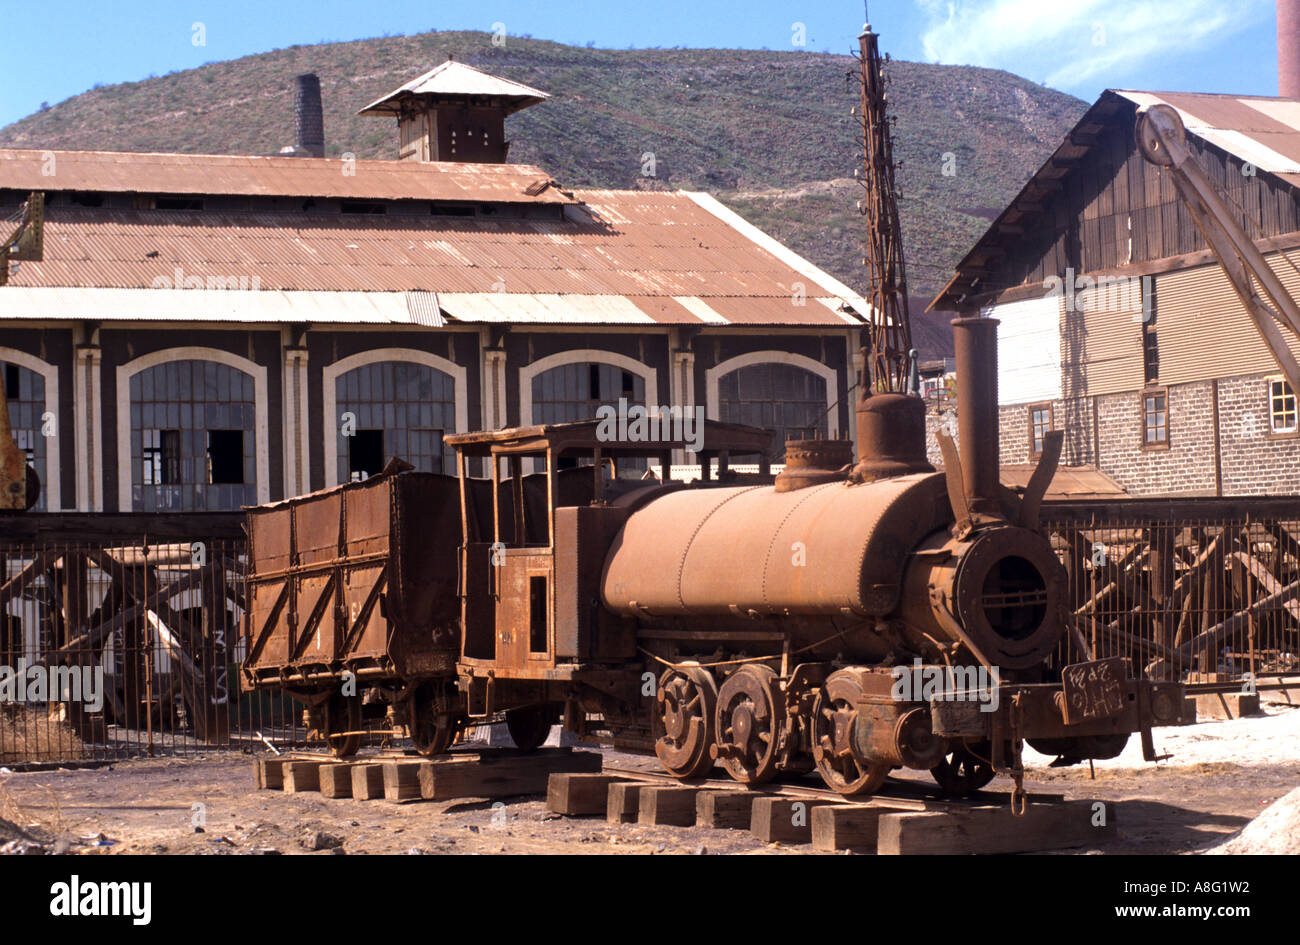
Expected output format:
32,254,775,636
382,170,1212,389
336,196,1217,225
1281,0,1300,97
293,73,325,157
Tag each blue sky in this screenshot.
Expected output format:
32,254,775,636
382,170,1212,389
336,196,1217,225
0,0,1283,128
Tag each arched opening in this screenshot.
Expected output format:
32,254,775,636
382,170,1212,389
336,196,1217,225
530,360,648,473
716,362,829,461
128,359,257,511
2,360,48,511
334,360,457,479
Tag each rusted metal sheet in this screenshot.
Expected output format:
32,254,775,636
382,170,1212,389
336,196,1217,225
600,472,951,618
243,470,463,687
3,196,863,323
0,148,574,203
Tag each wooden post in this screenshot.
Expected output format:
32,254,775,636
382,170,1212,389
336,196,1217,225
696,790,762,829
637,786,698,826
351,763,385,800
750,797,838,844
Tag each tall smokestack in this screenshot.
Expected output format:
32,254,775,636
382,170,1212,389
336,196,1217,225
951,316,1001,514
294,73,325,158
1280,0,1300,97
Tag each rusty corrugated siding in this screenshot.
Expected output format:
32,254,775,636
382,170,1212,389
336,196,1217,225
1156,252,1300,385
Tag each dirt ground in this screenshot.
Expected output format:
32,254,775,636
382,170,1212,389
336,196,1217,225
2,704,1298,855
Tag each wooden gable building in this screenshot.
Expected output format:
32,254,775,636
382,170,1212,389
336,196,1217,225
933,89,1300,497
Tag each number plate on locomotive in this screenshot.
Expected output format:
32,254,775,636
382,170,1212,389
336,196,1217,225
1060,657,1128,725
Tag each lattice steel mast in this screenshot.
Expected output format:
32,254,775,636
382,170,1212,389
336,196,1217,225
855,20,913,394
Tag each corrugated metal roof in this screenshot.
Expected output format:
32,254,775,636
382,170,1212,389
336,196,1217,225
1,190,867,326
1114,91,1300,180
358,60,549,116
1000,464,1129,500
0,148,571,203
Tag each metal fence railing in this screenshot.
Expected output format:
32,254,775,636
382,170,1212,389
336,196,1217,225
1043,499,1300,690
0,517,311,766
2,501,1297,765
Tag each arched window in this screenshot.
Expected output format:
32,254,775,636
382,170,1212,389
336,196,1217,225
2,360,48,511
530,362,646,425
713,360,832,460
128,359,258,511
334,361,457,479
523,353,655,474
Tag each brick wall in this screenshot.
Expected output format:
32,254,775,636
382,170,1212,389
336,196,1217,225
924,406,957,467
936,373,1299,496
1217,374,1300,495
1093,382,1216,496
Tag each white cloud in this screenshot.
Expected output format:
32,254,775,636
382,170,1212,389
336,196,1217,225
916,0,1270,90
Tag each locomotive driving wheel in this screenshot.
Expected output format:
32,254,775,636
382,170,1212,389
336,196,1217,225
323,692,362,758
929,745,996,795
811,669,891,795
653,665,717,779
713,663,783,785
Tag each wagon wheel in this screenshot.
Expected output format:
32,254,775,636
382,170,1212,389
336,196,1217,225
653,665,717,780
506,705,554,752
409,700,461,757
713,663,783,785
323,692,362,758
930,745,996,795
811,669,891,796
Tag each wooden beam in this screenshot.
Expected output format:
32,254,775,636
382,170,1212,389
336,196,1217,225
696,790,763,829
546,773,626,816
418,748,601,801
351,764,385,800
812,804,917,852
283,760,327,793
637,786,699,827
319,763,354,798
750,797,840,844
607,782,645,824
877,800,1116,854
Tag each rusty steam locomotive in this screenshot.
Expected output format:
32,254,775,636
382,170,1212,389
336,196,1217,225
243,317,1186,801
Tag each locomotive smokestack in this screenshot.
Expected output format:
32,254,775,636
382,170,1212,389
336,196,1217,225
1282,0,1300,97
294,73,325,158
951,316,1000,512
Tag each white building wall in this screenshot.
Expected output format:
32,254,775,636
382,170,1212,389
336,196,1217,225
982,294,1062,405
